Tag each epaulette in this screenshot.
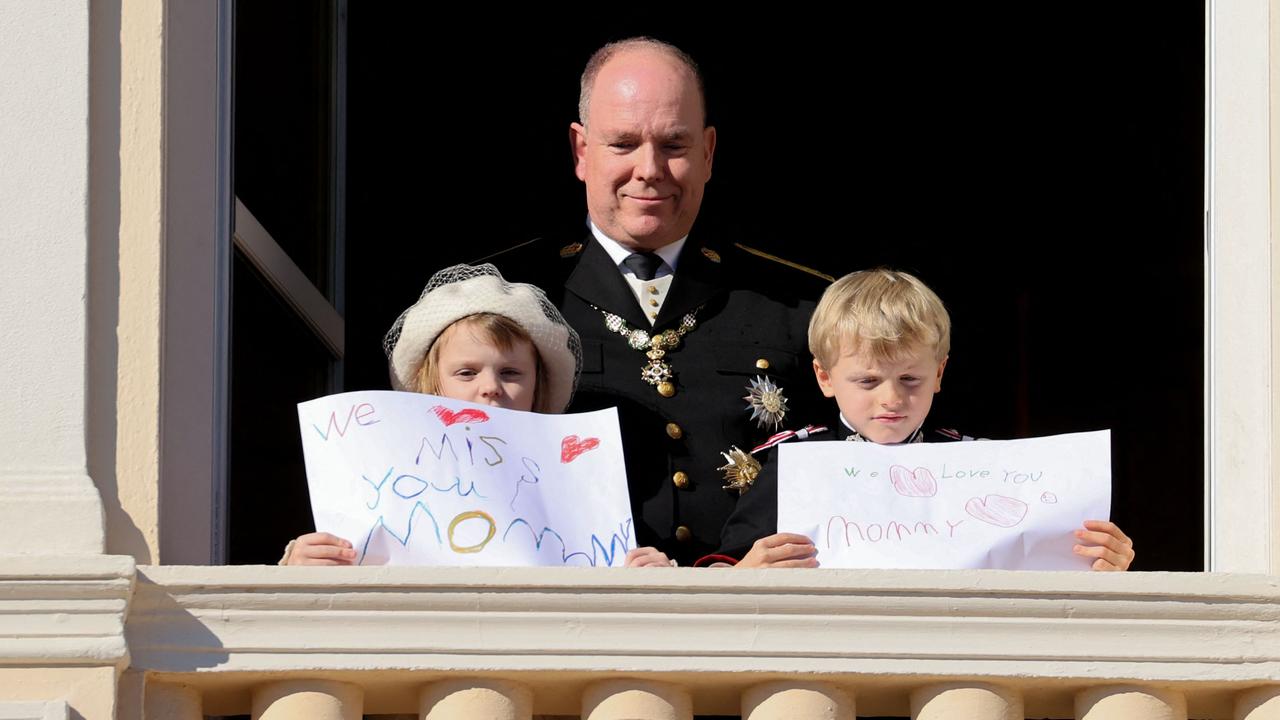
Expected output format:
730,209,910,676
467,236,548,265
732,243,836,283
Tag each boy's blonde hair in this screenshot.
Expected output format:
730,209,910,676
414,312,553,413
808,268,951,370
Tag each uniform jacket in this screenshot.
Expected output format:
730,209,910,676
492,233,830,565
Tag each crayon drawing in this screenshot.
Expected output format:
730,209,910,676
298,391,633,567
778,430,1111,570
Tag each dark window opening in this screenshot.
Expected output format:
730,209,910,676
231,6,1204,571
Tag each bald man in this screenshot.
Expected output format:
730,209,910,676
489,38,830,566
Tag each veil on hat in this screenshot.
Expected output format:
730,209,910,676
383,264,582,412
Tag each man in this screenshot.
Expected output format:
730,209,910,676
490,38,830,566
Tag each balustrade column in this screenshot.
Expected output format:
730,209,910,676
582,680,691,720
1235,686,1280,720
252,680,363,720
911,683,1023,720
420,679,532,720
742,681,852,720
1076,685,1186,720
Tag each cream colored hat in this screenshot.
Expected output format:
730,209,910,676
383,263,581,411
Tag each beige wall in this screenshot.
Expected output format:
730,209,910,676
90,0,254,567
0,0,104,555
112,0,165,563
1270,0,1280,575
93,0,227,566
89,0,163,565
0,668,118,720
1208,0,1276,573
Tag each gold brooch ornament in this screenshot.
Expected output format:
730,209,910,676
744,374,789,430
598,307,700,398
719,446,762,495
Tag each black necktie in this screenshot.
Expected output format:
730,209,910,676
622,252,663,281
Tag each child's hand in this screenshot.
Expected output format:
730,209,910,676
285,532,357,566
1073,520,1134,571
735,533,819,569
624,546,676,567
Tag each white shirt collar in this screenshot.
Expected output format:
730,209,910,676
588,219,687,273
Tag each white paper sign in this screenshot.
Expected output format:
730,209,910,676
297,390,635,567
777,430,1111,570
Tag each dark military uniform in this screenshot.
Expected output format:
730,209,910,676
489,234,830,566
712,419,970,563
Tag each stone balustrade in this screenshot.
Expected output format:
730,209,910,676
7,559,1280,718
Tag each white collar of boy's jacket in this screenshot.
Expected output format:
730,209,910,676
588,218,687,274
839,413,926,444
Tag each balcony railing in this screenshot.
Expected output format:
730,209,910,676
114,565,1280,718
11,558,1280,718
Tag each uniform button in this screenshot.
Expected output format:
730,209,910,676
665,422,683,439
675,526,692,543
755,358,771,370
672,471,689,489
649,311,658,319
649,298,659,306
657,381,676,397
648,285,659,294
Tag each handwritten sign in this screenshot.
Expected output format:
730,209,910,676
776,430,1110,570
297,391,634,567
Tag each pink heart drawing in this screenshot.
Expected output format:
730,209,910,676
560,435,601,463
430,406,490,427
965,494,1029,528
1040,492,1059,504
889,465,938,497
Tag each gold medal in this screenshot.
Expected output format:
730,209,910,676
719,446,762,495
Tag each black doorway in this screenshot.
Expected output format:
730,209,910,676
231,5,1204,571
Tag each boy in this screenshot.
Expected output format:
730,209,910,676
703,269,1134,571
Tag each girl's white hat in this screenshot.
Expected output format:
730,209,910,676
383,263,581,411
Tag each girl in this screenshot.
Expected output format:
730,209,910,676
282,264,673,567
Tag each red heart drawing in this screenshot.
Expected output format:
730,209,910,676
561,435,600,463
965,494,1029,527
431,406,490,426
889,465,938,497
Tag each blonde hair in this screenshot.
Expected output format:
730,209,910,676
413,313,553,413
808,268,951,370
